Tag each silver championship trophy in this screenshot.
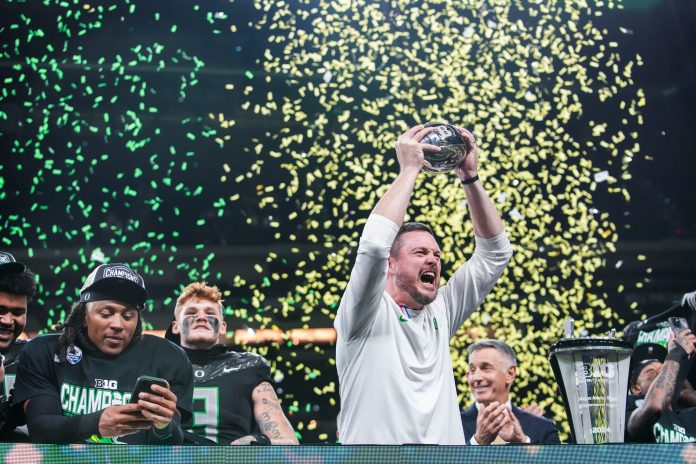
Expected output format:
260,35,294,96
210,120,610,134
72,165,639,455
420,122,470,173
549,319,633,444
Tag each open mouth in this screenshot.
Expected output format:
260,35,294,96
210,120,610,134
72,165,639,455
420,271,437,286
0,327,14,339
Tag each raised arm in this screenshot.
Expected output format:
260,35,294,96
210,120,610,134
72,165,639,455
372,124,439,223
628,330,696,440
336,125,439,339
454,127,504,239
438,128,512,334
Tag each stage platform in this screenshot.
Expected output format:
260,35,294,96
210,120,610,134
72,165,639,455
1,443,694,463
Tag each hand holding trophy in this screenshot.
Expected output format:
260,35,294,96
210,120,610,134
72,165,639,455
420,122,471,173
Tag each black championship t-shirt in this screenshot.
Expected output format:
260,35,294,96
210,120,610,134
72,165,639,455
11,333,194,444
653,407,696,443
183,345,271,444
625,394,651,442
2,339,27,399
0,339,27,434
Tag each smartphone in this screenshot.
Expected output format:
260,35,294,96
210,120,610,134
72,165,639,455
668,317,690,335
129,375,168,403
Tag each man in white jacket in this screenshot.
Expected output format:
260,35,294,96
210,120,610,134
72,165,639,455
335,124,513,444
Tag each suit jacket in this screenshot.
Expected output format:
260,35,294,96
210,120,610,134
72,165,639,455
461,404,561,445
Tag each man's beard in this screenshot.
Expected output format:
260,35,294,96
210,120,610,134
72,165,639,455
395,272,437,307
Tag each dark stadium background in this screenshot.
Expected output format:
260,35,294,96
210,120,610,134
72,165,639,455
1,0,695,442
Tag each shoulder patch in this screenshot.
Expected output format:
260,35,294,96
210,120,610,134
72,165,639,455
193,350,268,383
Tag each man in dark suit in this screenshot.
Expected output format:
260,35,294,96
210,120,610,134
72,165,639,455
461,339,560,445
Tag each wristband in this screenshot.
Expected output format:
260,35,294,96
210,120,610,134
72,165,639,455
250,433,271,445
460,175,479,185
152,421,174,440
666,344,688,363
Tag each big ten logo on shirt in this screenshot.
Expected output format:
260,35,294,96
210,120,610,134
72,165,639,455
94,378,118,390
60,382,132,416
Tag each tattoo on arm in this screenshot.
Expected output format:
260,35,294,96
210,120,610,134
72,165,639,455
261,398,282,411
257,410,282,439
660,361,680,411
629,360,680,435
252,382,298,443
255,383,275,394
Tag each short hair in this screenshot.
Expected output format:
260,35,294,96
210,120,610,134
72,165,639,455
467,339,518,367
390,222,438,257
174,282,223,318
0,268,37,301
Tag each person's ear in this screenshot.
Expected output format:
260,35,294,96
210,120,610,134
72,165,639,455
171,320,180,335
388,251,401,273
506,365,517,387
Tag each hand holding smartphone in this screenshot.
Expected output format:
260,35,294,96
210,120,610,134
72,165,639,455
129,375,169,404
668,317,690,335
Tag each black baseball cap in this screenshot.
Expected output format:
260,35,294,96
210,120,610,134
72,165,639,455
79,263,148,310
630,358,662,387
0,252,26,274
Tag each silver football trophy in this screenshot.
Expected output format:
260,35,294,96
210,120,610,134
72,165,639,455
549,318,632,444
421,122,470,173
